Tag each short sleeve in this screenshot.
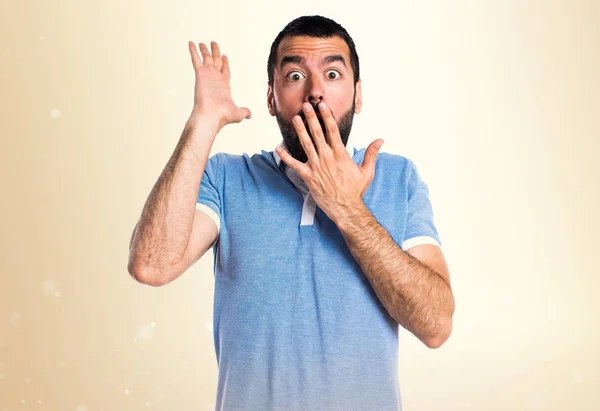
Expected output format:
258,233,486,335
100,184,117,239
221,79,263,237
196,153,222,239
402,160,442,250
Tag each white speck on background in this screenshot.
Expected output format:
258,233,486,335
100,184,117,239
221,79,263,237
145,371,150,376
38,400,42,404
573,372,584,383
139,325,154,340
76,405,88,411
43,281,56,295
25,377,31,384
10,312,20,325
21,400,26,404
145,401,152,407
40,36,45,40
124,388,130,395
503,295,512,304
55,291,60,297
50,108,61,119
150,321,156,328
133,338,138,343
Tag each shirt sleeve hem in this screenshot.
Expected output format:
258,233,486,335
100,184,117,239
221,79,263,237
195,203,221,234
401,235,441,250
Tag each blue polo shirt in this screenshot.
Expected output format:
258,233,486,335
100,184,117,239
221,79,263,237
196,141,441,411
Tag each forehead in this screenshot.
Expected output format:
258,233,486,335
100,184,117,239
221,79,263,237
276,35,351,66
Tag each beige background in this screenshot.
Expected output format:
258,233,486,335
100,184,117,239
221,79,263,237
1,0,599,410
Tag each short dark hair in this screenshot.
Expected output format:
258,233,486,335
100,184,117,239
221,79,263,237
267,15,360,87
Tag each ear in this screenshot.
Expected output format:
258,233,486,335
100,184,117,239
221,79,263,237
267,83,275,116
354,79,362,114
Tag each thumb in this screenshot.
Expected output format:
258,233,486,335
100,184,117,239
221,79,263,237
241,107,252,120
361,139,383,174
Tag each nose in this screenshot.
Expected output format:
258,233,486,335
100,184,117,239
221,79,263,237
305,76,325,109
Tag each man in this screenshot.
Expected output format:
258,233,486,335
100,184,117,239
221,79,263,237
128,15,454,411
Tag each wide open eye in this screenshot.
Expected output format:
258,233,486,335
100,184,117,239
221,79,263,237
326,70,340,80
286,71,305,81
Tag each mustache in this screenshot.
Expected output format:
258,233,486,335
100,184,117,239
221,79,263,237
297,101,334,123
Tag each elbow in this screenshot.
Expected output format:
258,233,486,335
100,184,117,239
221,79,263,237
426,293,456,349
128,260,169,287
424,330,451,349
424,316,454,349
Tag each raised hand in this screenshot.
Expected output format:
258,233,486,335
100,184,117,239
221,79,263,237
188,41,251,131
275,101,384,227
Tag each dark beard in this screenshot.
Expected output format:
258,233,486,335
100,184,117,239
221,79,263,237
274,100,356,164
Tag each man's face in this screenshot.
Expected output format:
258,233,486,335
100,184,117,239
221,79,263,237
268,35,362,163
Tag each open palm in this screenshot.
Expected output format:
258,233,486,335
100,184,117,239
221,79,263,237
188,41,251,130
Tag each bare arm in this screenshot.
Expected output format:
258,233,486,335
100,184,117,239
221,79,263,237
127,117,218,286
337,202,455,349
127,41,251,286
272,100,454,347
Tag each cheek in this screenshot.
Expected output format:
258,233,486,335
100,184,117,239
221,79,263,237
333,100,350,118
331,91,352,110
276,93,300,116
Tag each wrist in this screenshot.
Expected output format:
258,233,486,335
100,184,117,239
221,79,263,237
187,109,225,135
335,201,371,233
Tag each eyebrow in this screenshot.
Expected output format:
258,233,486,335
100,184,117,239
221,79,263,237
279,54,347,70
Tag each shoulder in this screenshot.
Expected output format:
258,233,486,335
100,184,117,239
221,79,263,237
355,147,418,181
378,151,414,170
355,147,414,167
206,150,255,166
206,149,276,172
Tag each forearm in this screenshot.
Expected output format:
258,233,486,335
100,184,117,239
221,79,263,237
128,114,219,279
337,203,454,348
